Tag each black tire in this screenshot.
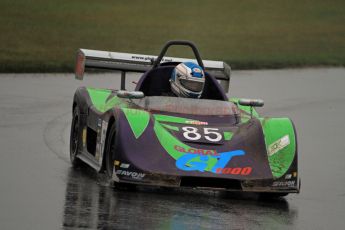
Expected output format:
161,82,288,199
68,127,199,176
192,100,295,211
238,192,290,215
105,122,116,179
104,122,136,191
70,106,83,167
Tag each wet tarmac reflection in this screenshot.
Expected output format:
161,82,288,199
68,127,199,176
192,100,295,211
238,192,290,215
63,167,297,229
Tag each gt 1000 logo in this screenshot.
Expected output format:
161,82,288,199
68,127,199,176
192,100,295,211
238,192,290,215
176,150,251,174
216,167,252,175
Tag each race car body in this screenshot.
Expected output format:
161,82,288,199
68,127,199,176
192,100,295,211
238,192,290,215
70,41,300,196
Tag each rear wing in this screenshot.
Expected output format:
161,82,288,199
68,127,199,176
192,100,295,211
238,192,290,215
75,49,231,92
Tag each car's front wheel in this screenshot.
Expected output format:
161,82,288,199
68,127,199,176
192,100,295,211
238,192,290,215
104,122,136,190
70,106,82,167
105,122,116,179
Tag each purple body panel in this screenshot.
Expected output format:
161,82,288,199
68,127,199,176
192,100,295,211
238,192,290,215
115,110,273,182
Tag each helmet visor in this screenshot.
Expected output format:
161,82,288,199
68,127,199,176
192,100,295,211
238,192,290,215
180,79,204,92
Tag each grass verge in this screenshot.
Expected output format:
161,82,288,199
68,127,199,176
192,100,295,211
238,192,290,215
1,0,345,72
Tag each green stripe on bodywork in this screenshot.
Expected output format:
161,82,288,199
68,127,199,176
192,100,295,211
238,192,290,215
260,118,296,179
104,96,127,111
87,88,126,112
223,131,234,141
161,123,179,131
122,108,150,139
87,88,112,112
154,120,217,171
154,114,198,124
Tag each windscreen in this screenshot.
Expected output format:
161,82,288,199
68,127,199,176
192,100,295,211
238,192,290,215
132,96,238,116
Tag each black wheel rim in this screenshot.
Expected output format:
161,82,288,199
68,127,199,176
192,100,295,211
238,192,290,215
106,130,116,177
71,114,79,159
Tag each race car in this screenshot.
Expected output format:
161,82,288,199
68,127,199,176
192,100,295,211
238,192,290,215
71,40,300,197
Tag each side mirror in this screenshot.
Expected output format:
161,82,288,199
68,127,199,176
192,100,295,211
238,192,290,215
117,90,145,99
238,98,264,107
238,98,264,119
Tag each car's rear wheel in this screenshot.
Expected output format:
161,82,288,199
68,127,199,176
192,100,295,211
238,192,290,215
70,106,82,167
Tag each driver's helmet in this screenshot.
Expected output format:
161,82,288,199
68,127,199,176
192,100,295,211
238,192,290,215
170,62,205,98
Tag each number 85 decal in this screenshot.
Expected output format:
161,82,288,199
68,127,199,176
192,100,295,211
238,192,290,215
182,126,222,142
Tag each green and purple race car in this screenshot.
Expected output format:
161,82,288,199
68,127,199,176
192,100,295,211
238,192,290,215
70,41,300,197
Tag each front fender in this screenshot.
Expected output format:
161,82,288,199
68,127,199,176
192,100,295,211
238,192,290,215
260,117,298,179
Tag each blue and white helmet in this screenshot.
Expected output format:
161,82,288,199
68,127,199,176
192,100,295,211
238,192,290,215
170,62,205,98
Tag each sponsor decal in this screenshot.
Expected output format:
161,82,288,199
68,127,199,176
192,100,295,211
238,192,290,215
176,150,245,173
130,55,172,63
272,180,296,187
268,135,290,156
185,120,208,125
120,163,130,169
180,126,223,143
174,145,219,156
216,167,252,176
116,170,145,180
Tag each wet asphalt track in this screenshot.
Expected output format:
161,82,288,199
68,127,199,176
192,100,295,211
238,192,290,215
0,68,345,229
